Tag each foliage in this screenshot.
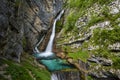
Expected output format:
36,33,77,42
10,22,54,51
87,16,105,27
22,61,50,80
68,50,89,62
68,0,94,9
93,26,120,46
63,11,79,32
0,75,8,80
0,54,51,80
97,0,113,5
22,37,27,49
15,0,22,7
6,64,32,80
87,76,94,80
63,0,114,33
68,0,113,8
112,57,120,69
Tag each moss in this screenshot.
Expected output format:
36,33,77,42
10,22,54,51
93,26,120,45
22,61,50,80
6,65,32,80
84,26,119,58
63,0,114,33
112,57,120,69
22,37,27,49
87,16,105,27
63,11,79,32
68,50,89,62
87,76,94,80
97,0,114,5
0,75,8,80
68,0,113,8
68,0,95,9
0,59,32,80
15,0,21,7
0,53,51,80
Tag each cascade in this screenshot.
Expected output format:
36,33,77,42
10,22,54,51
33,10,74,72
33,10,88,80
45,10,64,52
33,10,64,59
51,73,59,80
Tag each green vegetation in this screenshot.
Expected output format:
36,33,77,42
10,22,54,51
93,26,120,45
64,11,79,32
87,76,94,80
22,61,50,80
87,16,105,27
22,37,27,49
68,0,113,8
0,75,8,80
56,0,120,79
63,0,114,33
6,64,32,80
68,50,89,62
15,0,22,7
0,54,50,80
112,57,120,69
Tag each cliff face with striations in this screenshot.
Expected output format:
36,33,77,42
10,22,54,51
0,0,120,80
0,0,63,62
56,0,120,79
0,0,65,80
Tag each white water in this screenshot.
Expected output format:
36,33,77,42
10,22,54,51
51,73,59,80
45,10,64,52
34,10,64,57
34,36,45,53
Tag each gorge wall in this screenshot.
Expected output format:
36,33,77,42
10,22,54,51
0,0,120,80
0,0,63,62
56,0,120,79
0,0,65,80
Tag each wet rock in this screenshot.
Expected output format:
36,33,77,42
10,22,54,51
63,34,91,48
88,56,113,66
89,70,120,80
52,71,81,80
88,58,99,63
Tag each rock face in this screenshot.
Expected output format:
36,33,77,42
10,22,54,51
56,0,120,79
51,71,81,80
0,0,63,62
108,42,120,52
88,55,113,66
51,60,88,80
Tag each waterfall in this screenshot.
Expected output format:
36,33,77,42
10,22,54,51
33,10,83,79
45,10,64,52
33,10,64,58
51,71,82,80
33,10,88,80
51,73,59,80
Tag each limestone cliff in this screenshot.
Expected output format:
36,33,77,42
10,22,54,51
0,0,64,80
56,0,120,79
0,0,63,62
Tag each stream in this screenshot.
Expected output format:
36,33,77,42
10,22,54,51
33,9,88,80
33,10,78,80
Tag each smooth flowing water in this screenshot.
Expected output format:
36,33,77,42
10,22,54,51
33,10,74,70
33,10,64,59
33,10,76,80
45,10,64,52
51,73,58,80
32,9,89,80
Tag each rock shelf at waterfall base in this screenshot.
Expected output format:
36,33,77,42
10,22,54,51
33,10,75,72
